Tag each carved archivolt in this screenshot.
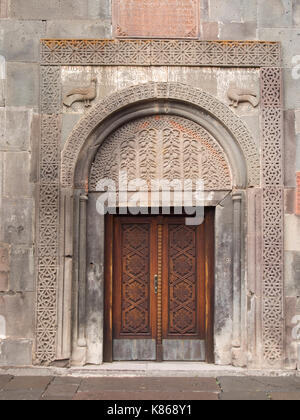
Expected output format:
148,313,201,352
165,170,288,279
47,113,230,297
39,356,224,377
62,82,260,188
89,115,232,191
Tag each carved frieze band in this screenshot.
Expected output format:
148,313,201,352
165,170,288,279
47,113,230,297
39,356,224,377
261,67,284,364
62,82,260,188
40,40,281,67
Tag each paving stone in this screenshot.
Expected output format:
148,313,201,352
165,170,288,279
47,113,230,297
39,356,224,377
0,375,12,390
42,382,79,399
270,392,300,400
4,376,53,391
74,391,219,401
219,392,268,401
79,377,219,393
0,389,42,400
218,376,300,393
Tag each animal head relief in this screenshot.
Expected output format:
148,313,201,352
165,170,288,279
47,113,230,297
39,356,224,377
63,77,98,108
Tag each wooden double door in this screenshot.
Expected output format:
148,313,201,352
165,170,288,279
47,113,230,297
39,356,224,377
104,210,214,363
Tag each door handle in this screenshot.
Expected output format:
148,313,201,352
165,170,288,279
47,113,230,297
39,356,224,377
154,275,158,294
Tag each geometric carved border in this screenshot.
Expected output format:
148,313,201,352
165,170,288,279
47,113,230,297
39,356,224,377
261,68,284,365
61,82,260,189
41,39,281,67
37,39,282,365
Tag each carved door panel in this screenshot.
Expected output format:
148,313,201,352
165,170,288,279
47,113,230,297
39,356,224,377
106,211,214,363
112,217,157,361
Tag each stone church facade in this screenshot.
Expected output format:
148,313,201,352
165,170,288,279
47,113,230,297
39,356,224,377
0,0,300,370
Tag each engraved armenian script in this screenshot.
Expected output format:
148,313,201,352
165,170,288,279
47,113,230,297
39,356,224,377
113,0,199,38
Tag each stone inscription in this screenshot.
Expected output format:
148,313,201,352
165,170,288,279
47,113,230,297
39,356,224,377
113,0,199,38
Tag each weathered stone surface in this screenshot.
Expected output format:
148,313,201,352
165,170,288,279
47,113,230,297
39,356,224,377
285,188,295,214
296,135,300,171
270,392,300,400
218,376,300,392
219,392,268,401
285,214,300,251
0,198,34,245
285,296,298,369
45,19,111,39
10,0,111,20
0,0,9,18
61,113,82,147
294,0,300,26
3,152,32,197
6,63,39,108
0,21,45,63
0,80,5,108
285,251,300,297
200,22,219,40
0,243,9,292
0,109,32,151
4,376,52,391
74,391,219,400
9,247,34,292
0,293,34,338
209,0,244,22
296,110,300,134
0,389,42,400
0,339,33,366
284,110,296,187
257,0,293,27
219,23,257,41
0,375,12,390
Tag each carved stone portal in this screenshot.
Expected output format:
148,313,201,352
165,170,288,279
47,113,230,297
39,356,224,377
89,115,232,191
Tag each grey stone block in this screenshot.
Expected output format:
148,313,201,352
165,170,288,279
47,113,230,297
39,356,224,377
3,152,32,198
0,109,32,151
0,21,45,63
295,110,300,134
200,22,219,40
258,0,293,27
283,67,300,111
0,243,9,292
88,0,111,19
219,22,257,41
284,110,296,187
0,339,33,366
294,0,300,26
0,80,5,108
285,251,300,297
9,246,34,292
6,63,39,108
296,134,300,171
0,198,34,245
209,0,244,23
0,293,35,339
45,19,112,39
258,28,300,69
61,113,82,147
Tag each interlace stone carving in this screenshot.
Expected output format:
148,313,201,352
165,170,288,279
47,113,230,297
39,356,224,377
261,67,284,364
41,40,281,68
89,115,232,191
63,82,260,188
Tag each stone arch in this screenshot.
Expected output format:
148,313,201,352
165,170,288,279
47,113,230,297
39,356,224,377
62,82,260,189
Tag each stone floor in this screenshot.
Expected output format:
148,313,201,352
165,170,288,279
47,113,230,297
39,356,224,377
0,375,300,400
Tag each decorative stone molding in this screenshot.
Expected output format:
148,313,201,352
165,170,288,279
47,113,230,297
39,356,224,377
62,82,260,189
40,40,281,67
260,68,284,366
37,39,284,366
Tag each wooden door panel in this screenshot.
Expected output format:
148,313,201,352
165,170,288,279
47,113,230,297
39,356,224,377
113,217,156,339
162,218,205,340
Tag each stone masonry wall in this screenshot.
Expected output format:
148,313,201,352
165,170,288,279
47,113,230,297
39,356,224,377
0,0,299,367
